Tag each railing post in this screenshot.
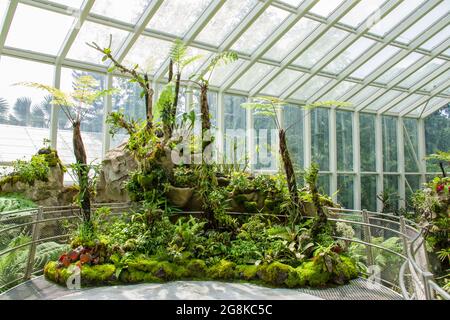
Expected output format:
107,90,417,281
362,210,374,267
422,272,435,300
24,206,43,280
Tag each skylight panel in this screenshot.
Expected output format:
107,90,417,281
0,1,9,16
366,90,403,111
6,4,74,55
398,59,446,88
369,0,425,37
291,76,330,101
320,81,356,101
293,28,349,69
261,69,305,96
46,0,84,9
421,70,450,92
263,18,320,62
376,52,424,84
391,94,425,113
415,97,448,116
196,0,257,46
348,86,379,105
67,21,129,64
146,0,211,37
231,63,274,92
91,0,152,25
350,45,400,79
231,6,289,55
279,0,305,7
420,25,450,51
309,0,345,18
339,0,386,28
209,59,244,87
323,37,375,74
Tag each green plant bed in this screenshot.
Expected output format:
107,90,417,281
44,256,358,289
0,193,36,213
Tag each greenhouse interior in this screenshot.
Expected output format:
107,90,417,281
0,0,448,302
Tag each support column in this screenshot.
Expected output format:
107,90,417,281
49,64,62,149
246,98,255,173
418,118,427,184
375,114,384,212
102,74,113,158
353,112,361,210
303,108,312,169
217,91,225,164
329,108,337,203
397,117,406,209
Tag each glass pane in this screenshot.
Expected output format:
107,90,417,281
123,36,172,75
421,25,450,51
261,69,304,96
47,0,84,8
231,63,274,92
253,113,277,171
291,75,330,101
0,0,8,15
338,175,354,209
285,105,304,173
310,0,345,18
421,70,450,92
293,28,349,69
425,104,450,172
361,175,377,211
147,0,211,37
279,0,304,7
382,116,398,172
196,0,257,46
209,59,243,87
318,174,330,195
383,175,399,210
350,46,401,79
6,4,74,55
403,118,420,172
369,0,425,36
398,59,446,88
349,86,380,107
110,76,146,149
366,90,402,111
311,108,329,171
0,56,54,162
321,81,356,101
398,1,450,44
224,95,247,166
231,6,289,54
91,0,151,24
336,110,353,171
405,175,421,209
360,113,376,172
339,0,386,28
376,52,423,84
67,21,129,64
396,94,429,115
323,37,375,74
264,18,320,62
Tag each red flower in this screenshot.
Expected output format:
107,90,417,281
437,184,444,192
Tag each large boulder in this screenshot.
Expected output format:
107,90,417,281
96,143,138,203
167,186,194,208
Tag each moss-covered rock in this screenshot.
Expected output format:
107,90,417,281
258,262,297,286
208,260,236,280
244,201,258,213
81,264,116,283
186,259,207,278
297,261,330,287
235,265,258,281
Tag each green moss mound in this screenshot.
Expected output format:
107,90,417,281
44,256,358,289
0,193,36,213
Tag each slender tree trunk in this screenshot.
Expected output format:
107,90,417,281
200,84,214,163
144,74,153,129
168,59,174,83
168,72,181,137
439,162,447,178
73,121,91,222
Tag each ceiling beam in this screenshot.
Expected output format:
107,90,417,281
281,0,403,100
0,0,19,55
249,0,361,97
306,0,444,104
400,80,450,117
422,100,450,118
220,0,319,92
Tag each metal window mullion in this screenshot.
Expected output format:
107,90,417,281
417,118,427,183
220,0,319,92
247,97,255,172
216,91,225,164
397,117,406,209
308,0,444,104
0,0,18,56
281,0,403,100
102,73,113,158
329,108,337,203
378,61,450,115
249,0,361,97
353,111,361,210
49,64,61,149
375,114,384,212
303,108,311,168
56,0,95,65
400,80,450,117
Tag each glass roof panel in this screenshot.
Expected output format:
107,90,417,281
123,36,172,75
348,86,380,105
91,0,152,25
231,5,289,55
67,21,129,64
369,0,425,37
309,0,345,18
398,58,446,88
209,59,244,87
391,94,424,113
366,90,403,111
416,97,449,116
350,45,400,79
398,1,450,44
376,52,424,84
339,0,386,28
321,81,357,101
294,27,349,69
323,36,376,74
291,75,330,101
279,0,305,7
6,4,74,55
231,63,274,92
196,0,257,46
146,0,211,37
261,69,305,96
263,17,319,62
421,70,450,92
47,0,84,9
0,0,9,16
420,25,450,51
